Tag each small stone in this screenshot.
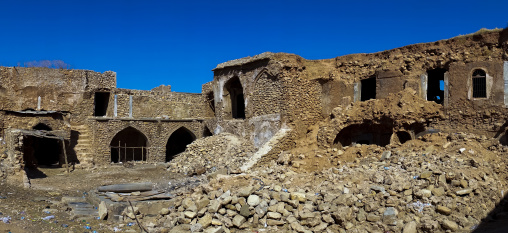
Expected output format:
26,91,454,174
211,219,223,226
267,212,282,219
239,205,250,217
247,195,261,206
367,214,381,222
442,219,459,231
232,215,246,227
420,171,432,179
380,151,392,161
190,223,203,232
238,186,254,197
203,227,224,233
98,201,108,220
436,206,452,215
455,188,473,196
208,200,221,213
370,185,386,193
432,187,445,196
198,213,213,228
290,192,306,202
159,208,170,215
403,221,417,233
184,211,197,219
460,180,468,188
267,219,284,226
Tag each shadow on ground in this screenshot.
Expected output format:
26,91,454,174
473,192,508,233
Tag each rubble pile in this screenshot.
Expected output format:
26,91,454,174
167,133,256,175
125,133,507,233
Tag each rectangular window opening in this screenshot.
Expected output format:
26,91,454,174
427,68,446,105
361,76,376,101
94,92,110,117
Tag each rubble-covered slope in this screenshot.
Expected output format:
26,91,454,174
167,133,256,175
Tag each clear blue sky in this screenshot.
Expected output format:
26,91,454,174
1,0,506,93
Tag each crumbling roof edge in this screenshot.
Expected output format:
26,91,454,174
213,52,275,70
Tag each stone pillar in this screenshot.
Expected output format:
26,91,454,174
353,82,360,102
444,72,449,108
129,95,133,118
504,61,508,106
420,74,428,100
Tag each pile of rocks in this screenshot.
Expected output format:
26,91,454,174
167,133,256,175
126,132,507,233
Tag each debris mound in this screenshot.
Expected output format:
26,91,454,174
167,133,256,174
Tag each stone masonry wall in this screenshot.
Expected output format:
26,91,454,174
89,119,204,164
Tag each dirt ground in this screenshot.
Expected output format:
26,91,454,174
0,164,185,233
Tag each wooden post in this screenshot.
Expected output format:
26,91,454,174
132,146,134,161
118,140,121,163
124,143,127,162
61,138,69,173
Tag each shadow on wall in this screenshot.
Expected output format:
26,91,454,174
472,193,508,233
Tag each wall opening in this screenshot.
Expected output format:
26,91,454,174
224,77,245,119
206,91,215,116
361,76,376,101
23,123,61,178
110,127,148,163
94,92,110,117
203,127,213,137
395,131,412,144
166,127,196,162
333,123,392,148
472,69,487,98
427,68,446,104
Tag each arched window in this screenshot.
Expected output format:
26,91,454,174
472,69,487,98
224,77,245,119
110,127,148,163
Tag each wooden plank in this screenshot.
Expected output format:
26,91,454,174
98,182,152,193
126,192,173,202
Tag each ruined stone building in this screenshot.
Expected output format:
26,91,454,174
1,28,508,178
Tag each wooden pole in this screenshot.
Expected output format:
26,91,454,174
125,143,127,162
118,140,121,163
61,139,69,173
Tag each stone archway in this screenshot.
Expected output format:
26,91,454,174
166,127,196,162
110,127,148,163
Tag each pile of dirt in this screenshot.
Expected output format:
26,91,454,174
167,133,256,175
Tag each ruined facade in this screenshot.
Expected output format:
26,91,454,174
1,28,508,179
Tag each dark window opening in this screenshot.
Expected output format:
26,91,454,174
33,123,52,131
203,127,213,137
206,92,215,116
361,76,376,101
94,92,110,117
427,68,446,104
110,127,148,163
472,69,487,98
166,127,196,162
224,77,246,119
396,131,412,144
333,123,392,148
